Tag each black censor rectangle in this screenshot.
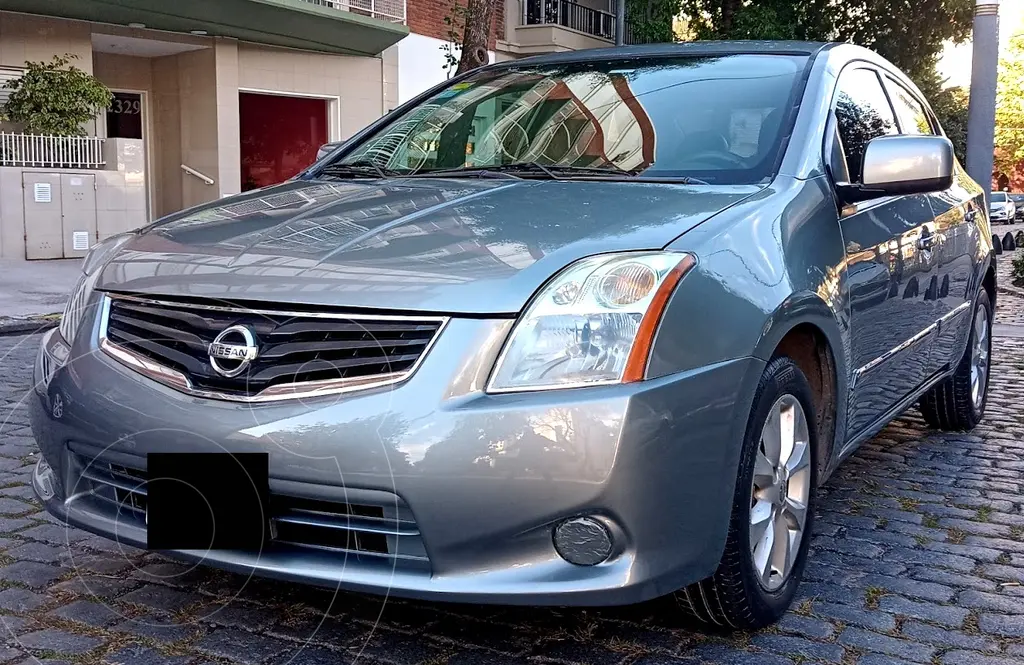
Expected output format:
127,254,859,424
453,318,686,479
146,453,270,551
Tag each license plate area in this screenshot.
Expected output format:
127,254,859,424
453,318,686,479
146,453,269,551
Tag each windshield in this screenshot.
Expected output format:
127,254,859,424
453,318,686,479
323,54,808,185
992,193,1009,202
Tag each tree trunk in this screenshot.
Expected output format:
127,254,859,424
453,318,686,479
455,0,499,76
718,0,742,37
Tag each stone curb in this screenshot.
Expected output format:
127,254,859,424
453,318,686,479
998,283,1024,300
0,314,60,337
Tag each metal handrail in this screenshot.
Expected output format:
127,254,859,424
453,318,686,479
181,164,215,185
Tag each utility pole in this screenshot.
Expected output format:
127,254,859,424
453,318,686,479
966,0,1000,206
615,0,625,46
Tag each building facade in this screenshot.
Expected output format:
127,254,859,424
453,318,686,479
398,0,634,103
0,0,406,259
0,0,633,260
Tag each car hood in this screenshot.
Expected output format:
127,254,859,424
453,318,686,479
98,178,757,315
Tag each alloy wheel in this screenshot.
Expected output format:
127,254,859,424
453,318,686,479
971,305,990,410
749,394,811,591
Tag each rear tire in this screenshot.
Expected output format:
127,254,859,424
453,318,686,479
674,356,819,630
919,290,992,431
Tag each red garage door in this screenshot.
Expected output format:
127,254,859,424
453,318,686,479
240,92,328,191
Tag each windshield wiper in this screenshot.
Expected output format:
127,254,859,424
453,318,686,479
405,165,523,179
410,162,710,184
319,161,397,179
410,162,620,179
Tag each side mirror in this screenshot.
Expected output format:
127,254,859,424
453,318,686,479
838,135,954,204
315,141,343,162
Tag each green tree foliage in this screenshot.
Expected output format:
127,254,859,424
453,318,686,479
678,0,973,86
0,54,113,136
626,0,683,44
931,85,969,165
440,0,468,79
995,33,1024,176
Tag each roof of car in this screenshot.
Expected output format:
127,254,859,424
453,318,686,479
505,40,834,66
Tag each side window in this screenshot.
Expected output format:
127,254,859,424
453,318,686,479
833,68,898,183
0,68,23,119
884,78,934,135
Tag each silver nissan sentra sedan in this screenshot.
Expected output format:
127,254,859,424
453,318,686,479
30,41,994,629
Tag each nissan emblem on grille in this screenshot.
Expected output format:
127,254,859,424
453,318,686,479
208,325,259,377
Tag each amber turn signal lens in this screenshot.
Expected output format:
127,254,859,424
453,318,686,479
596,262,658,307
621,254,696,382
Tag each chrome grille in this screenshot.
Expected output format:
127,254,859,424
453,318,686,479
99,294,445,401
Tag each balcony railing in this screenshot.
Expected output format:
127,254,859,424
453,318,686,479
524,0,615,40
522,0,660,45
0,133,105,169
300,0,406,23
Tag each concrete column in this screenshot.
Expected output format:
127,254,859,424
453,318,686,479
966,0,1000,206
615,0,625,45
214,38,241,199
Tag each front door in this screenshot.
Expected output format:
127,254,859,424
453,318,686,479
880,75,978,374
832,67,940,440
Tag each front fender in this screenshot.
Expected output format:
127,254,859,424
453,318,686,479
649,175,850,476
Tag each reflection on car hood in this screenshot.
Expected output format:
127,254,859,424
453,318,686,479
97,178,757,314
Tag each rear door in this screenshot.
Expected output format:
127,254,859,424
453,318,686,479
831,67,940,440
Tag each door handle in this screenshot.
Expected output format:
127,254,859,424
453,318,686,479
918,232,946,250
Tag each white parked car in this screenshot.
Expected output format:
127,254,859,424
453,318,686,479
989,191,1015,224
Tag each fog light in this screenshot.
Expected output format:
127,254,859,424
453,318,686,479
33,458,56,501
553,516,613,566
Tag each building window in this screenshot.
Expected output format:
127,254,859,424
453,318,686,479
0,68,23,110
106,92,143,140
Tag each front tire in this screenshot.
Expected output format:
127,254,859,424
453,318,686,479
919,290,992,430
675,356,818,630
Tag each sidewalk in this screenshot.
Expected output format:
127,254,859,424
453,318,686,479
0,258,82,332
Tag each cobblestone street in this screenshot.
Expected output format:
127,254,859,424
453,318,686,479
1,298,1024,665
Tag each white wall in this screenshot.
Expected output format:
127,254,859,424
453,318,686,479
398,33,495,104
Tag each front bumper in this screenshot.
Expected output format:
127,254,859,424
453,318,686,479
30,321,762,606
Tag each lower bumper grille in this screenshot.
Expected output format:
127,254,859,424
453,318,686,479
77,456,427,565
82,462,148,515
269,495,424,560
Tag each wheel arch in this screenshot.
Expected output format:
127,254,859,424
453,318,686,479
982,256,996,310
752,293,848,481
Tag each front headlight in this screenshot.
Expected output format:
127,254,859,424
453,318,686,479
487,252,696,393
58,273,92,345
58,234,134,344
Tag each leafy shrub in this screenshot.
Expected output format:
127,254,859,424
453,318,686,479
0,54,112,136
1012,249,1024,286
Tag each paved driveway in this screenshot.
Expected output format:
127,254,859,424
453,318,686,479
1,312,1023,665
0,260,82,321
